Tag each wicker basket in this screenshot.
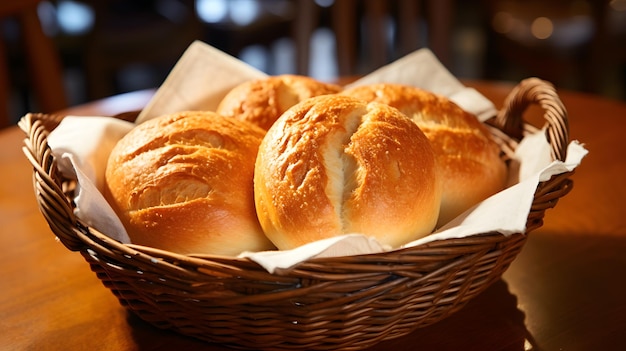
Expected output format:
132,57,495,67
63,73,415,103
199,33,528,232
20,78,573,351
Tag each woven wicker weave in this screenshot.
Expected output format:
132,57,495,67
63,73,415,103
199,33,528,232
20,78,573,351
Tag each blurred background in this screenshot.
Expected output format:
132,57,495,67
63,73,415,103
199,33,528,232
2,0,625,127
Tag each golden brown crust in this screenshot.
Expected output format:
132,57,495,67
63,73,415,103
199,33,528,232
216,75,343,131
342,83,508,226
254,95,441,250
105,111,275,256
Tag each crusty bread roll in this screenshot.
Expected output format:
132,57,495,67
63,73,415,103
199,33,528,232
341,83,508,226
254,95,442,250
104,111,276,256
216,74,343,131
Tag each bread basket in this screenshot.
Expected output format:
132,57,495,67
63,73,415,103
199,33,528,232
20,77,573,351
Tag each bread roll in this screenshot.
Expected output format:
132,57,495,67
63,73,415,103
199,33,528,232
254,95,441,250
341,83,508,226
216,74,342,131
104,111,275,256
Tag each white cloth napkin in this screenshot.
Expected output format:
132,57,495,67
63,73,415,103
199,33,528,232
46,41,588,273
48,116,133,243
136,41,268,123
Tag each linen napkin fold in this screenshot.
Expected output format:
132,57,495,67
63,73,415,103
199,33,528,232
48,116,133,243
136,41,268,123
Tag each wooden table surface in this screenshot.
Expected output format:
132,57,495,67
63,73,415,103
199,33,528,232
1,81,625,350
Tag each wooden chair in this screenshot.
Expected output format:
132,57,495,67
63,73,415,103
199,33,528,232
481,0,617,95
81,0,203,100
1,0,67,128
294,0,454,77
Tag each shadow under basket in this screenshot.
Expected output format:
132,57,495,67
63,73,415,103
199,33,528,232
20,78,574,351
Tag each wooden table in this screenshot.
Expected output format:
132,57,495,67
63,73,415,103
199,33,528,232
1,82,625,350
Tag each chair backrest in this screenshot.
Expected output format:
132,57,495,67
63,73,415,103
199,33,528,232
481,0,618,95
1,0,68,128
293,0,453,77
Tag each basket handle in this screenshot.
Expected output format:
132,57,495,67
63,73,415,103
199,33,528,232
494,77,569,161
